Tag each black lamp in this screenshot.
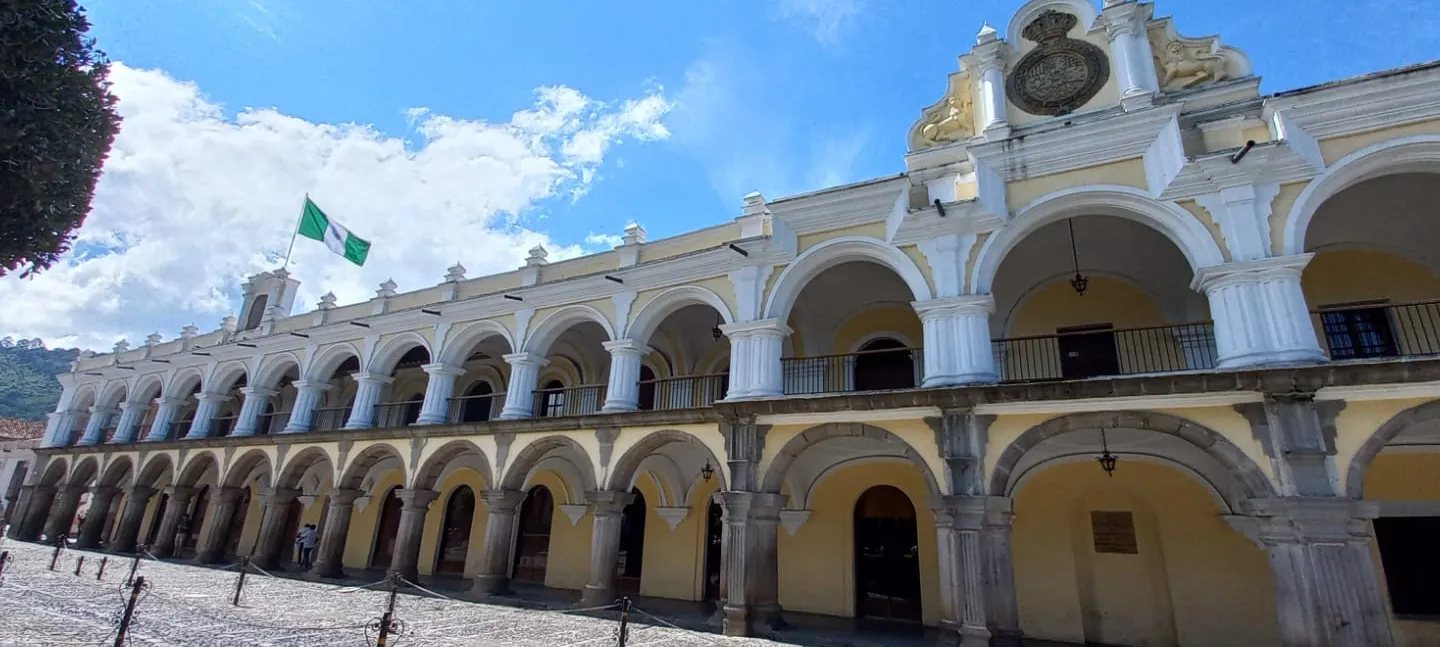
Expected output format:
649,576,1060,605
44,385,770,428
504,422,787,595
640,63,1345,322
1068,219,1088,297
700,460,715,482
1097,427,1117,476
711,315,723,341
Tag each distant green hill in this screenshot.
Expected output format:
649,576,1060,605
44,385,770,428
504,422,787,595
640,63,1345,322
0,338,80,421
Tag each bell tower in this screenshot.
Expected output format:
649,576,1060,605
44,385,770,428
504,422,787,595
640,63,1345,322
238,268,300,332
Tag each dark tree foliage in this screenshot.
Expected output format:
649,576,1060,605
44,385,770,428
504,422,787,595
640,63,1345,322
0,0,120,277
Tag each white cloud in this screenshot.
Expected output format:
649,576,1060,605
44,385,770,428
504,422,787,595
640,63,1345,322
0,63,672,350
775,0,866,46
584,233,625,248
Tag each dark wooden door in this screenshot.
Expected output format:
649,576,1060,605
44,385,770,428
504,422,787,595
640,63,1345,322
616,489,647,596
854,486,922,623
435,487,476,574
704,500,723,603
637,366,657,411
854,339,915,391
1057,324,1120,379
513,486,554,584
370,488,404,568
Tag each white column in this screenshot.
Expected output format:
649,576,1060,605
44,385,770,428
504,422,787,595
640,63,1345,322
723,319,790,400
184,392,228,439
230,387,276,437
1100,1,1156,103
41,410,73,447
602,339,650,412
77,406,115,445
110,402,146,443
343,372,392,429
282,380,331,433
499,352,548,420
972,35,1009,141
143,397,184,441
1193,256,1326,368
913,295,998,387
416,363,463,425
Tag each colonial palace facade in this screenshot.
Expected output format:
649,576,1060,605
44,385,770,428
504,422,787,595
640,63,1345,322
12,2,1440,645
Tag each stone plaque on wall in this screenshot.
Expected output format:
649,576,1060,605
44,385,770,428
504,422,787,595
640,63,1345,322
1091,510,1138,554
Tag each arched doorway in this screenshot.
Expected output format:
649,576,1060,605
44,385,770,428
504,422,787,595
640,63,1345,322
637,366,657,411
703,500,723,604
224,487,251,556
370,487,404,568
616,488,647,596
435,486,476,574
181,486,211,556
513,486,554,584
460,382,494,423
144,492,170,546
853,485,922,623
853,338,915,391
538,380,565,418
281,499,304,567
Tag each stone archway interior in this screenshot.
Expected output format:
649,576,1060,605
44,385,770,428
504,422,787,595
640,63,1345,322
436,486,476,574
616,487,647,596
853,485,922,623
370,487,403,568
513,485,554,584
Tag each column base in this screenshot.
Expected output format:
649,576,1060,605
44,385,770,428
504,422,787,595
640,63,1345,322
922,371,998,388
579,584,615,609
309,562,346,580
413,415,447,426
1217,347,1327,369
471,574,511,596
721,603,786,636
601,401,637,413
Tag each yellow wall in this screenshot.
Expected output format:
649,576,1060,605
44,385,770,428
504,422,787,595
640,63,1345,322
636,474,719,601
776,460,942,625
829,304,925,354
1013,461,1278,647
1005,159,1148,212
1363,452,1440,647
343,468,405,569
416,468,489,576
529,470,593,591
1318,118,1440,166
1332,398,1434,496
795,223,890,256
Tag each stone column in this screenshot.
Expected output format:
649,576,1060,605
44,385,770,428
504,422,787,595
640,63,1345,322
1193,256,1326,368
150,486,197,558
44,484,86,540
252,488,300,569
42,410,78,448
601,340,650,412
931,495,1023,645
144,398,184,441
194,487,245,564
580,491,634,607
722,320,789,400
389,488,439,583
111,486,156,553
184,392,229,439
972,30,1009,140
110,402,146,444
78,407,116,445
15,484,56,540
76,486,121,549
913,295,998,387
415,363,464,425
983,499,1023,642
310,488,361,578
282,380,331,433
499,352,548,419
343,373,392,429
1100,0,1158,106
230,387,277,437
472,489,526,595
1230,498,1395,647
716,491,786,636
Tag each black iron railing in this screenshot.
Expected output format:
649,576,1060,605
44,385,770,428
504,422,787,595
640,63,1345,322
532,384,606,418
311,406,351,431
1314,299,1440,360
992,322,1217,383
637,374,729,410
781,347,924,395
211,415,238,437
256,411,290,435
448,393,503,423
374,401,424,428
168,419,193,439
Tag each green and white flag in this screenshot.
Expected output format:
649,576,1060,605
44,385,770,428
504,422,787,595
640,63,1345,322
296,197,370,266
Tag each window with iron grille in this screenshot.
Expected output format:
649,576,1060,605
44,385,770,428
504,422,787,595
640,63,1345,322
1320,302,1398,360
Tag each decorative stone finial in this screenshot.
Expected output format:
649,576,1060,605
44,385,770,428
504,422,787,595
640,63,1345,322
180,324,199,339
977,22,998,43
525,245,549,267
444,263,467,282
376,278,398,298
272,267,290,281
113,339,130,354
77,349,95,360
221,315,238,333
622,223,647,246
145,333,163,346
317,292,338,310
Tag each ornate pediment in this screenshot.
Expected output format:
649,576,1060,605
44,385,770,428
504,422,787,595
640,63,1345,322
1147,17,1252,92
907,72,976,152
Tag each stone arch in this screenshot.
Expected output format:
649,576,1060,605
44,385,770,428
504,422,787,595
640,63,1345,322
367,332,432,375
970,185,1226,294
607,430,728,499
439,320,517,366
177,451,222,487
276,446,335,491
69,456,101,486
500,435,598,501
133,374,165,402
988,411,1275,511
763,237,933,323
100,455,136,488
760,423,942,499
164,368,204,399
37,457,69,486
627,286,735,344
222,449,273,489
205,360,249,393
1284,134,1440,256
136,454,174,487
413,440,493,491
523,305,617,355
307,342,363,381
254,352,303,389
1345,398,1440,498
69,384,98,411
338,443,406,490
96,381,129,410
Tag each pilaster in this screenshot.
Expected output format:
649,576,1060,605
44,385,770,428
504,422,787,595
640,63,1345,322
1193,255,1326,368
913,295,998,387
1235,393,1345,497
1098,0,1157,108
1195,183,1282,262
972,34,1010,141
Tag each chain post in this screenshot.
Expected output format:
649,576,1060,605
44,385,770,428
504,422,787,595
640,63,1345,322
97,556,108,580
616,597,632,647
375,572,400,646
49,536,65,571
126,544,143,586
114,576,145,647
232,556,250,606
74,554,85,576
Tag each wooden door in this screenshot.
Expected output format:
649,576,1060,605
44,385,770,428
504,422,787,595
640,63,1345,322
512,486,554,584
615,489,647,596
1057,324,1120,379
853,486,922,623
435,487,476,574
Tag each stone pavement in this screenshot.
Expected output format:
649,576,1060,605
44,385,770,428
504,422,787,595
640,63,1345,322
0,540,958,647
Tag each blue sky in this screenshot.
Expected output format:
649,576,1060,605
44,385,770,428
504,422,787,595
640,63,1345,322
4,0,1436,350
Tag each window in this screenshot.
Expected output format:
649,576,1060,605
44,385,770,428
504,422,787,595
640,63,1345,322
1056,323,1119,379
539,380,565,418
242,294,268,331
1320,303,1398,360
1373,516,1440,616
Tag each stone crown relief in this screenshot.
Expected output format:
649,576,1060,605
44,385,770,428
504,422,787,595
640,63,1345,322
1005,10,1110,117
1147,18,1252,92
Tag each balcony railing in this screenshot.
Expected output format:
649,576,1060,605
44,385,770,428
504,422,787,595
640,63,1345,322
212,415,238,437
448,393,502,423
1314,299,1440,361
256,411,290,435
993,322,1217,383
168,419,193,440
374,401,423,428
638,374,729,411
532,384,606,418
311,407,351,432
781,347,924,396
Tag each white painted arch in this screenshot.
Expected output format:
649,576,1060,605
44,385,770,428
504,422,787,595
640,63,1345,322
438,320,517,366
522,304,617,355
764,236,934,322
366,331,432,375
627,285,735,344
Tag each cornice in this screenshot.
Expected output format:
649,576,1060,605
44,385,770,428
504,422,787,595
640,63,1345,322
769,175,910,236
1262,63,1440,139
1155,141,1322,201
968,103,1184,181
889,199,1005,246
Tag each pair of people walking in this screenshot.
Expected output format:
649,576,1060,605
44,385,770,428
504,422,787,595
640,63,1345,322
294,523,318,570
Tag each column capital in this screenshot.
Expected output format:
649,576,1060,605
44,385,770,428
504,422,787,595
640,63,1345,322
420,362,465,378
88,405,118,416
164,485,199,501
929,495,1013,529
719,319,790,340
327,488,364,506
912,294,995,319
352,371,394,387
1097,0,1147,36
479,489,528,510
585,490,635,516
88,485,121,497
602,338,652,357
240,386,278,398
1228,497,1379,546
292,379,334,392
196,392,230,406
395,488,440,510
260,487,301,506
502,351,549,369
126,485,157,499
217,486,247,504
118,401,146,413
153,396,187,408
1191,254,1313,292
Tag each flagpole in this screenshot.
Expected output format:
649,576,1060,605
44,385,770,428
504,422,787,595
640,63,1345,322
282,193,308,270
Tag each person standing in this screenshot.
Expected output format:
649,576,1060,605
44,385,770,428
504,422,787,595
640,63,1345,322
297,524,318,570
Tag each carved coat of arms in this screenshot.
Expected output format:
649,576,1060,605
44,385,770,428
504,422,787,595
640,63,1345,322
1005,11,1110,116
